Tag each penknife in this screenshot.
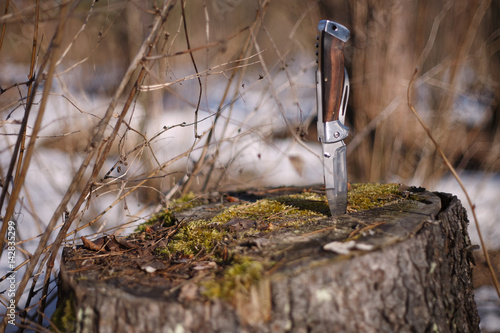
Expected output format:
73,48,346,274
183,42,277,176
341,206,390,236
316,20,350,216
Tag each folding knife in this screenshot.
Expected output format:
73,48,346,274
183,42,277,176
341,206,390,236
316,20,350,216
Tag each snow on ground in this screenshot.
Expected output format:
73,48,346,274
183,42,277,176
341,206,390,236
476,286,500,333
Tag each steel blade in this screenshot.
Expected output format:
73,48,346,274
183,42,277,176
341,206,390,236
322,141,348,215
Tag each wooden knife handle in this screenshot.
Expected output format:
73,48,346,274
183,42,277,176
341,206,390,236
321,33,346,123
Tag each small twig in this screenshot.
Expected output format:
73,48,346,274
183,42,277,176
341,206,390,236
3,0,71,323
181,0,202,139
0,80,33,95
138,58,260,91
407,68,500,298
436,0,492,129
415,0,453,70
0,0,10,51
144,25,250,61
250,14,318,158
262,25,304,122
56,0,97,66
2,2,179,330
179,2,269,195
65,145,200,238
0,0,42,253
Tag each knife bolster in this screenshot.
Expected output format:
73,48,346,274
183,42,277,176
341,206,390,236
322,120,349,143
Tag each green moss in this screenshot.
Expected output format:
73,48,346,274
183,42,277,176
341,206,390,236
164,197,326,299
348,183,402,211
274,192,330,215
202,256,264,299
169,192,203,212
212,198,323,224
154,246,171,258
135,193,205,233
165,219,225,256
135,209,176,233
51,294,76,332
153,197,324,257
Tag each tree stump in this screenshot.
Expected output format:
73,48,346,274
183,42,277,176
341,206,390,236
55,185,480,332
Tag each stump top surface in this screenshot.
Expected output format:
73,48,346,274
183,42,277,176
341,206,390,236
61,184,442,301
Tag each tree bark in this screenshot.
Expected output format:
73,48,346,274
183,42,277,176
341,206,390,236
56,187,479,332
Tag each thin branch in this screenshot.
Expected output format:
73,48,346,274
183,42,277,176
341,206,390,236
0,0,10,51
0,0,48,256
0,0,70,328
0,0,39,246
438,0,492,121
39,0,180,308
2,2,178,330
249,12,318,159
181,0,202,138
180,0,270,195
56,0,97,66
407,69,500,298
144,25,250,60
138,57,260,91
195,0,310,193
415,0,453,70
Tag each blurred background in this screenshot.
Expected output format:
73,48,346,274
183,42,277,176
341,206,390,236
0,0,499,331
